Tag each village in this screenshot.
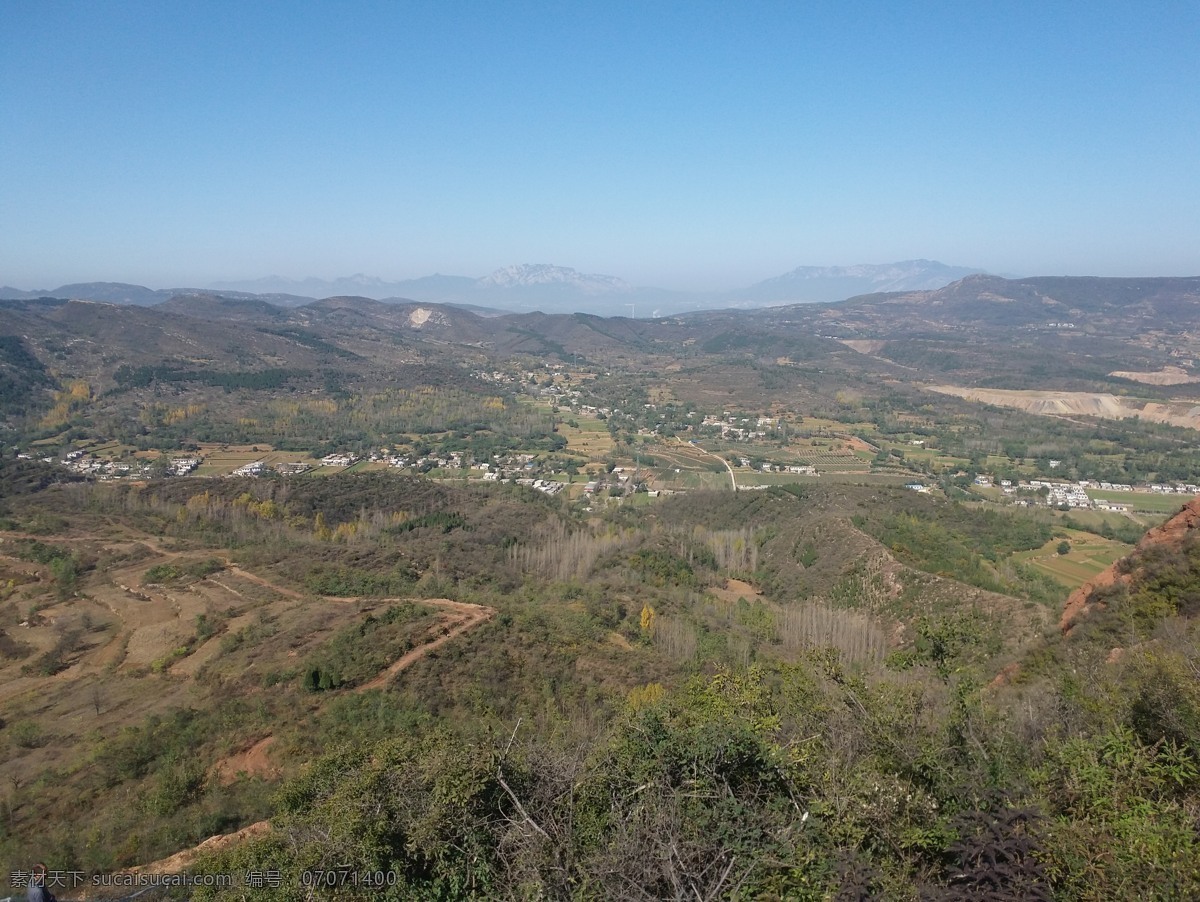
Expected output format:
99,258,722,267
968,471,1200,511
11,361,1198,518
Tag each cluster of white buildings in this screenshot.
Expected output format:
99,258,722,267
377,449,464,470
701,414,769,442
62,455,145,479
57,451,189,479
1030,480,1092,508
475,365,587,408
764,463,816,475
167,457,199,476
584,467,639,496
975,468,1199,510
514,477,564,496
735,457,817,475
1146,482,1200,495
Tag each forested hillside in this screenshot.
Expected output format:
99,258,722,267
2,470,1198,898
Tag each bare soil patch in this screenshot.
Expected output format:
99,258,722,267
133,820,272,875
708,578,763,605
839,339,887,355
211,736,278,785
928,385,1200,429
1109,365,1200,385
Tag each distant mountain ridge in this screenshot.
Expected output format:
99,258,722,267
209,260,983,312
0,282,317,308
735,260,983,304
6,274,1200,403
211,265,647,313
837,274,1200,330
4,260,983,316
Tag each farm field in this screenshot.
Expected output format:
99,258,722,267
794,448,873,472
733,470,919,488
190,445,315,477
1013,530,1133,589
651,469,731,491
793,416,877,435
559,415,615,459
1089,489,1193,514
698,435,874,473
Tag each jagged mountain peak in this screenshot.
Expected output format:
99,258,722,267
479,264,631,293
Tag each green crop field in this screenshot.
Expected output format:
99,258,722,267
1014,530,1133,590
1089,489,1192,514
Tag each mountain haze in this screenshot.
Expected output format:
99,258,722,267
200,260,982,315
734,260,984,304
4,261,984,316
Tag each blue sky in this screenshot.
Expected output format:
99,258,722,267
2,1,1197,290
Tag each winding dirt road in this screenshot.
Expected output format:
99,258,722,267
356,598,495,691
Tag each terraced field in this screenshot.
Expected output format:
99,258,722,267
559,416,615,460
0,528,494,795
1013,530,1133,590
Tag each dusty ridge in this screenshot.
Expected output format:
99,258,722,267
1060,496,1200,633
132,820,272,875
1109,366,1200,386
928,385,1200,430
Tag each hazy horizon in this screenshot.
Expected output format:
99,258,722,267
3,3,1197,290
6,258,990,296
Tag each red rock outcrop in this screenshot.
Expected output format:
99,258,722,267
1060,496,1200,634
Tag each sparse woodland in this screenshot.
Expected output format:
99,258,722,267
1,465,1198,899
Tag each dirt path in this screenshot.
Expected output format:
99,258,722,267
676,437,736,491
134,594,495,877
4,525,498,877
225,565,304,600
192,562,496,691
356,598,495,692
